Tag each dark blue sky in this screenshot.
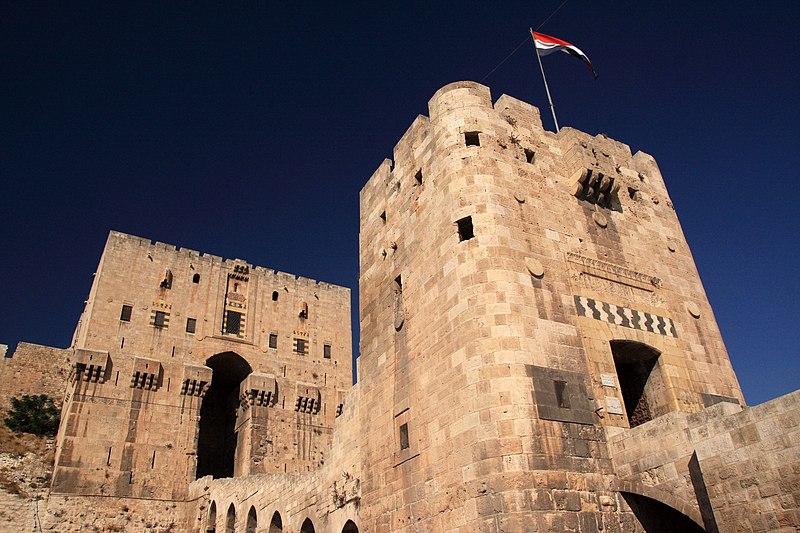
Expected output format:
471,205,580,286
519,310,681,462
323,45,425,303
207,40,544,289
2,2,797,405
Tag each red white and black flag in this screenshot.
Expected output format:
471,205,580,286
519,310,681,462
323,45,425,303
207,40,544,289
532,31,598,79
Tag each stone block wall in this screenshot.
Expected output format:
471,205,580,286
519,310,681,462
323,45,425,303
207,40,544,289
607,390,800,532
51,231,352,502
0,342,71,413
352,80,747,530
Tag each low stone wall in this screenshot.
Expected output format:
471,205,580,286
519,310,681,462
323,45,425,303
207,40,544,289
608,390,800,532
0,342,72,413
695,390,800,532
43,494,191,532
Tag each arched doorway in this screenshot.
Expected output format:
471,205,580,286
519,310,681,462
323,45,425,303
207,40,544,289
342,519,359,533
196,352,252,478
621,492,706,532
300,518,316,533
610,341,667,428
225,504,235,533
246,506,257,533
207,501,217,532
268,511,283,532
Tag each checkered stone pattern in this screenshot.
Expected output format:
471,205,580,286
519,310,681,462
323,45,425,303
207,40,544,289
574,295,677,337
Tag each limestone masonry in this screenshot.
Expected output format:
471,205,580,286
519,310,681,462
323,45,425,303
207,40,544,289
1,81,797,532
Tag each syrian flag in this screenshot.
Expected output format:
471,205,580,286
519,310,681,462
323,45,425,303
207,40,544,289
532,31,598,79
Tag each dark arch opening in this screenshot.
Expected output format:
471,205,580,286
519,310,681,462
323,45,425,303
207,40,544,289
225,504,235,533
300,518,316,533
621,492,706,532
610,340,666,428
272,291,279,301
342,519,359,533
196,352,252,479
268,511,283,532
193,273,201,283
207,501,217,533
246,506,257,533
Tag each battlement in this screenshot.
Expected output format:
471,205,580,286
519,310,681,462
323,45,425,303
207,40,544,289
106,230,348,292
365,81,666,196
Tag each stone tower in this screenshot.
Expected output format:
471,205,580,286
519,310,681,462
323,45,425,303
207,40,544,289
51,231,351,500
3,81,795,532
354,81,744,531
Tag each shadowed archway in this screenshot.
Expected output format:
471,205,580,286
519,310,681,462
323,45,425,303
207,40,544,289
610,340,666,427
206,501,217,532
196,352,252,479
342,519,359,533
269,511,283,532
246,506,258,533
622,492,706,532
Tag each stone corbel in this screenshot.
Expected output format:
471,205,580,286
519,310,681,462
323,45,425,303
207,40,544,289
239,373,278,408
295,383,321,414
73,349,109,383
181,364,212,397
131,357,162,390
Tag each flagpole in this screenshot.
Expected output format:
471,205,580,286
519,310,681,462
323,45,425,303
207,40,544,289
530,28,560,133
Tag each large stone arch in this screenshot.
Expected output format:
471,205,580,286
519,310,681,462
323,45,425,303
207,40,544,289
618,479,705,529
196,351,252,479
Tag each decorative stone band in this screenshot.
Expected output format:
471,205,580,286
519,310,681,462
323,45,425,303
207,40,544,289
574,295,677,338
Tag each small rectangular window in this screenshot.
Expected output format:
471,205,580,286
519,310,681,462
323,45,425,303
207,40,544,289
399,423,410,450
269,333,278,349
525,149,535,164
294,338,307,356
186,318,196,334
154,311,167,328
225,311,241,335
554,380,571,408
456,216,474,241
323,344,331,359
465,131,480,146
120,305,133,322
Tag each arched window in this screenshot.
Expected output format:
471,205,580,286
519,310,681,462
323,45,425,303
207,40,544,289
610,340,668,427
193,273,201,284
206,501,217,533
272,291,279,301
246,506,257,533
300,518,316,533
268,511,283,532
225,504,235,533
342,519,359,533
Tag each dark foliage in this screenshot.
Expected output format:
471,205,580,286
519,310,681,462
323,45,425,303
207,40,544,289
3,395,60,436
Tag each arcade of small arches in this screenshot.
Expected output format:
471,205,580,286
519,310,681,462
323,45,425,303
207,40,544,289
204,501,359,533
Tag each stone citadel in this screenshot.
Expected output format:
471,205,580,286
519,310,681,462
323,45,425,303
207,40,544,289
0,81,797,532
